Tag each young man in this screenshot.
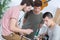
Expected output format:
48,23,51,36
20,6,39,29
34,20,48,40
2,0,33,40
22,1,43,40
43,12,60,40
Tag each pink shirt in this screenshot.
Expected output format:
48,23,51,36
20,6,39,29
2,5,20,36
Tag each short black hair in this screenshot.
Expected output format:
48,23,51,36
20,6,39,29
34,1,42,7
21,0,34,6
43,12,53,18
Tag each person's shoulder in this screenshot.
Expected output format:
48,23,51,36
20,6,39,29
40,12,43,15
10,5,20,10
55,24,60,28
54,24,60,32
39,12,43,17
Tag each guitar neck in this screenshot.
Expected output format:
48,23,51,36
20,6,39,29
44,0,51,3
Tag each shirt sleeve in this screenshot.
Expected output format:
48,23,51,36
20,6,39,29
52,27,60,40
11,9,19,20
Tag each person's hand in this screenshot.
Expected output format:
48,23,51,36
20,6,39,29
24,29,33,35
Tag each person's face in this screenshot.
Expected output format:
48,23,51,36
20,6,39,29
24,6,32,12
34,6,41,14
43,17,52,27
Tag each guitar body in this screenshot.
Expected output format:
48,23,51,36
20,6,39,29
41,0,48,10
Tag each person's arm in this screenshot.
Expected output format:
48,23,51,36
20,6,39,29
10,18,33,34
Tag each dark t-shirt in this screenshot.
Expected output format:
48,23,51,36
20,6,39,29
22,10,43,40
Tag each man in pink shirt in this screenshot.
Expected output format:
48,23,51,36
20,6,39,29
2,0,33,40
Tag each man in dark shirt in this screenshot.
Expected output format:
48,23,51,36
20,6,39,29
22,1,43,40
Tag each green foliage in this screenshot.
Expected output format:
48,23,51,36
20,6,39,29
0,0,11,19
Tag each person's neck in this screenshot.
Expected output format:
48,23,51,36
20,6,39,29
49,21,56,29
33,10,40,15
